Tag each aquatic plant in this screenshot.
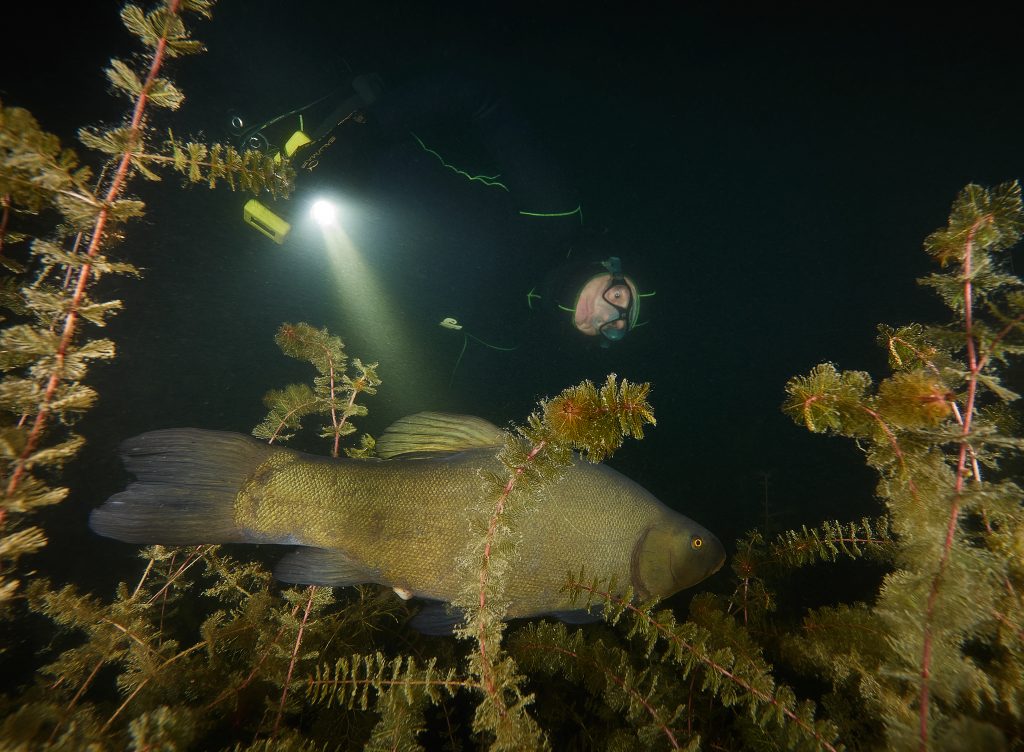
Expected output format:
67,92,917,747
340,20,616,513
509,182,1023,751
0,0,292,612
300,374,658,750
1,323,400,748
251,322,381,736
15,180,1020,749
779,182,1024,749
451,375,656,749
1,315,672,749
253,322,380,457
3,1,1021,749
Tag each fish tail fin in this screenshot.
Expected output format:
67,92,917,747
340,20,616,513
90,429,276,545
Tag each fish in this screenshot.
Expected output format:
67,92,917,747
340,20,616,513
89,412,726,633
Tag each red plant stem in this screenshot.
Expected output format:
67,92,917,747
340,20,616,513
157,551,176,645
517,640,682,749
313,342,359,458
687,673,696,736
0,193,10,254
205,600,305,712
267,397,318,445
101,637,209,734
799,393,919,502
129,556,156,600
917,217,986,751
333,384,360,459
579,580,839,752
976,312,1024,373
859,405,920,503
4,0,182,499
46,656,106,744
476,440,546,708
144,545,211,605
4,4,181,499
888,334,990,487
322,347,341,455
67,658,105,711
273,585,316,738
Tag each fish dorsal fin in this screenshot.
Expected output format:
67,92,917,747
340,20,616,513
377,412,505,459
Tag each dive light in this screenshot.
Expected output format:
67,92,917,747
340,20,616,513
242,130,312,244
239,73,383,245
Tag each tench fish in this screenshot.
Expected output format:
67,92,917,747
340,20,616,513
90,412,725,632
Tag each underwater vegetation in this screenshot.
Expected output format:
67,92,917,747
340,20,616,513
1,2,1023,751
0,0,291,610
777,181,1024,750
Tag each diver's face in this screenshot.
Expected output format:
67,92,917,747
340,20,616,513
574,275,635,338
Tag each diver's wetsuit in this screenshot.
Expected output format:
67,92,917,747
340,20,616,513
369,70,579,228
298,68,581,249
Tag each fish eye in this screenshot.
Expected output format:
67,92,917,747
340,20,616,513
691,536,703,549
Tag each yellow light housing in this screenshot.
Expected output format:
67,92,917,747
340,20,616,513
244,130,312,242
243,199,291,244
272,130,313,163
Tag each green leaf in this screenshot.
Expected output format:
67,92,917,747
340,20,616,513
78,299,124,327
79,125,139,156
0,375,42,413
48,383,98,413
782,363,871,434
27,435,86,468
146,77,185,110
107,198,147,223
0,526,48,559
924,182,1024,266
0,324,60,360
106,58,143,98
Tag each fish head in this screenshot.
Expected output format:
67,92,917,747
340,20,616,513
631,518,726,599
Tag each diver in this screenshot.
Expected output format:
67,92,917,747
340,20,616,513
232,69,649,350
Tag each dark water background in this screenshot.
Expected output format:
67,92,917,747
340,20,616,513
3,0,1023,687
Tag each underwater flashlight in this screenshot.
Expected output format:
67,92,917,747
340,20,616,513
241,129,312,245
310,199,338,226
238,73,384,245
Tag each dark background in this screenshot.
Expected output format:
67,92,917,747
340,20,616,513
3,2,1023,602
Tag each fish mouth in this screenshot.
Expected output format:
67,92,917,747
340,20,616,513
710,553,726,576
706,537,727,577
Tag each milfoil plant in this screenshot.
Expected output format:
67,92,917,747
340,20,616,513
0,0,292,612
782,182,1024,750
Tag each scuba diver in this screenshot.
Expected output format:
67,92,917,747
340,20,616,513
231,69,650,352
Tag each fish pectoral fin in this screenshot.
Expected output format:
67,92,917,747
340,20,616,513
376,412,504,458
274,547,379,587
408,601,465,636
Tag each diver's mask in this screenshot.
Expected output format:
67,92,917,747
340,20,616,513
597,257,636,341
572,257,640,342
